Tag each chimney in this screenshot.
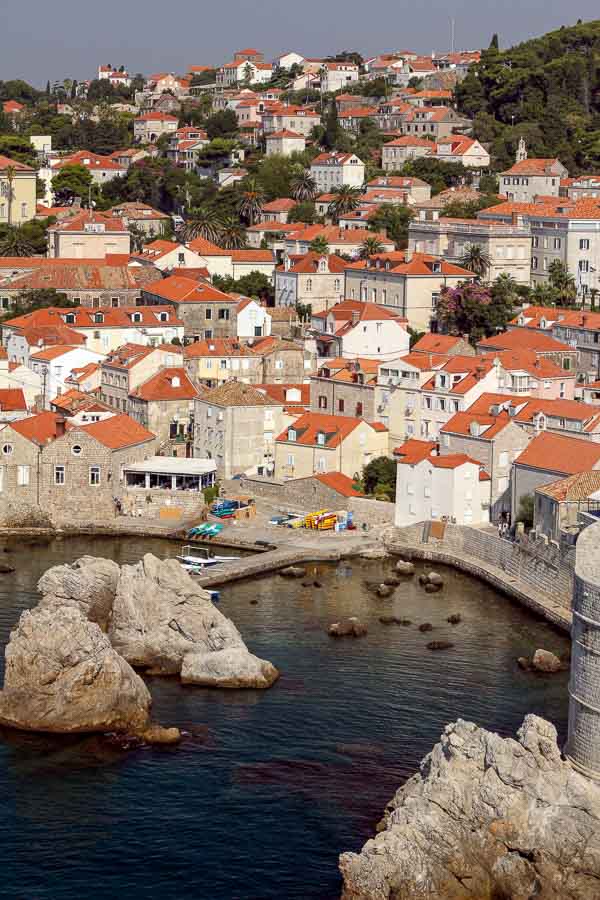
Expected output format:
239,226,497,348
405,248,413,262
351,310,360,325
55,416,67,438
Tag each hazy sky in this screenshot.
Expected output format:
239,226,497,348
2,0,598,85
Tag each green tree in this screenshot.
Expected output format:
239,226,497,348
309,235,330,255
213,271,273,304
362,457,397,496
237,177,264,226
323,101,342,151
288,200,318,224
205,109,238,140
51,163,93,205
359,236,384,258
291,169,317,201
548,260,577,305
368,203,414,248
179,205,223,243
400,157,466,195
329,184,362,222
218,217,246,249
459,244,492,279
489,33,500,50
0,226,35,257
436,281,516,343
517,493,534,529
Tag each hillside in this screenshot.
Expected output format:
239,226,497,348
456,19,600,172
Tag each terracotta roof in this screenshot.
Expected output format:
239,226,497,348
143,275,235,304
184,339,256,359
287,225,391,247
261,198,296,212
515,431,600,474
394,438,438,463
412,334,465,354
201,380,276,407
230,249,274,263
186,236,232,256
255,383,310,406
30,344,80,362
0,389,27,412
103,344,159,370
421,357,495,395
0,154,34,172
488,349,568,379
346,251,473,278
536,471,600,502
276,411,383,447
135,112,178,122
384,136,436,148
48,211,127,233
11,411,68,446
502,158,562,176
267,129,305,139
0,260,159,293
441,410,512,440
52,150,126,173
77,414,155,449
4,306,181,332
314,472,364,497
131,367,200,402
477,331,572,353
278,252,347,275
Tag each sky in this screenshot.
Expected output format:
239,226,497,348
2,0,599,86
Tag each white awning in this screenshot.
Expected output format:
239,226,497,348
124,456,216,476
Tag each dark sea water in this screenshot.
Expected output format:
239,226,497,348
0,536,570,900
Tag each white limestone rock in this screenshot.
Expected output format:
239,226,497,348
0,603,150,734
181,646,279,688
37,555,120,631
339,715,600,900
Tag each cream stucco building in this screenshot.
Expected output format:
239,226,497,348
0,156,37,225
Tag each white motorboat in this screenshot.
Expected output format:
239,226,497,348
176,545,240,568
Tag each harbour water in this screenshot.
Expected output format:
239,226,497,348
0,536,570,900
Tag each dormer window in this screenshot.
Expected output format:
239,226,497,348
159,312,168,322
94,313,104,324
65,313,76,324
171,376,181,388
432,261,442,273
316,432,325,445
288,428,296,441
132,313,142,323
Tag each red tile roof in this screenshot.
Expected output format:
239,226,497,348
77,413,155,449
276,411,384,448
11,411,68,445
30,344,80,361
130,368,200,402
0,389,27,412
261,198,296,213
314,472,364,496
278,252,347,275
0,154,34,171
515,431,600,474
255,384,310,406
477,331,572,353
143,275,235,303
394,439,438,462
412,334,466,354
52,150,126,173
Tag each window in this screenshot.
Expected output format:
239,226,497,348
178,253,185,263
54,465,65,485
579,260,590,273
580,239,590,250
89,466,100,486
94,331,101,339
532,256,538,270
355,402,363,416
205,308,212,320
338,398,345,412
218,308,230,320
553,237,561,249
287,453,295,467
21,202,27,218
317,432,325,446
65,313,76,324
318,395,327,409
306,279,312,292
220,359,227,369
71,445,82,456
111,297,120,308
17,465,29,486
499,451,508,467
2,443,13,456
275,359,283,370
204,329,213,339
334,279,340,292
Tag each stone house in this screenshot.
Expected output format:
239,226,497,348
128,367,201,455
184,339,262,387
381,137,436,170
194,381,284,479
135,240,217,274
400,106,471,140
108,202,170,237
260,198,296,224
274,411,389,481
250,336,316,384
266,130,306,157
260,106,321,137
533,471,600,543
0,413,55,525
376,352,446,447
134,112,178,143
275,252,346,312
47,212,131,259
100,343,183,413
344,251,476,332
141,276,240,340
408,215,532,285
309,152,365,193
284,225,394,259
39,414,157,525
511,430,600,522
440,404,531,521
365,175,432,204
310,357,380,422
50,150,126,187
0,155,37,226
235,298,272,340
499,145,567,203
476,330,578,374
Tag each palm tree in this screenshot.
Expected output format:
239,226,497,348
548,259,577,305
179,206,223,244
218,217,247,250
0,226,35,257
3,165,16,227
309,236,330,255
459,243,491,279
291,170,317,202
237,179,264,227
359,236,385,259
329,185,362,223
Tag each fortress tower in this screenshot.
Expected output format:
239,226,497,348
566,521,600,779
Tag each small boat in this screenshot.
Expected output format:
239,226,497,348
177,545,239,567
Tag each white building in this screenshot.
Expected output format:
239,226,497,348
310,152,365,192
394,438,491,526
320,62,359,93
310,299,410,361
29,346,105,408
216,61,273,88
266,130,306,157
236,298,272,339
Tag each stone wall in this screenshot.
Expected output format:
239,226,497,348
121,487,206,521
238,474,395,525
392,521,575,610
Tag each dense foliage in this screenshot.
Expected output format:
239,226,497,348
456,20,600,171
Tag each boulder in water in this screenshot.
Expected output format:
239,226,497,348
531,648,562,673
376,584,394,598
426,641,454,651
37,556,120,630
339,715,600,900
395,560,414,576
0,603,150,734
328,618,368,638
280,566,306,578
181,647,279,689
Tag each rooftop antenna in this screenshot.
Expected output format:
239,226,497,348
451,18,456,54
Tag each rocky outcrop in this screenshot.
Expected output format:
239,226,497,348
108,554,278,687
37,556,120,630
532,648,562,673
339,715,600,900
329,618,368,638
0,603,150,734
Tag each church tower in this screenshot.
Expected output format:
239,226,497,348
516,137,527,163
